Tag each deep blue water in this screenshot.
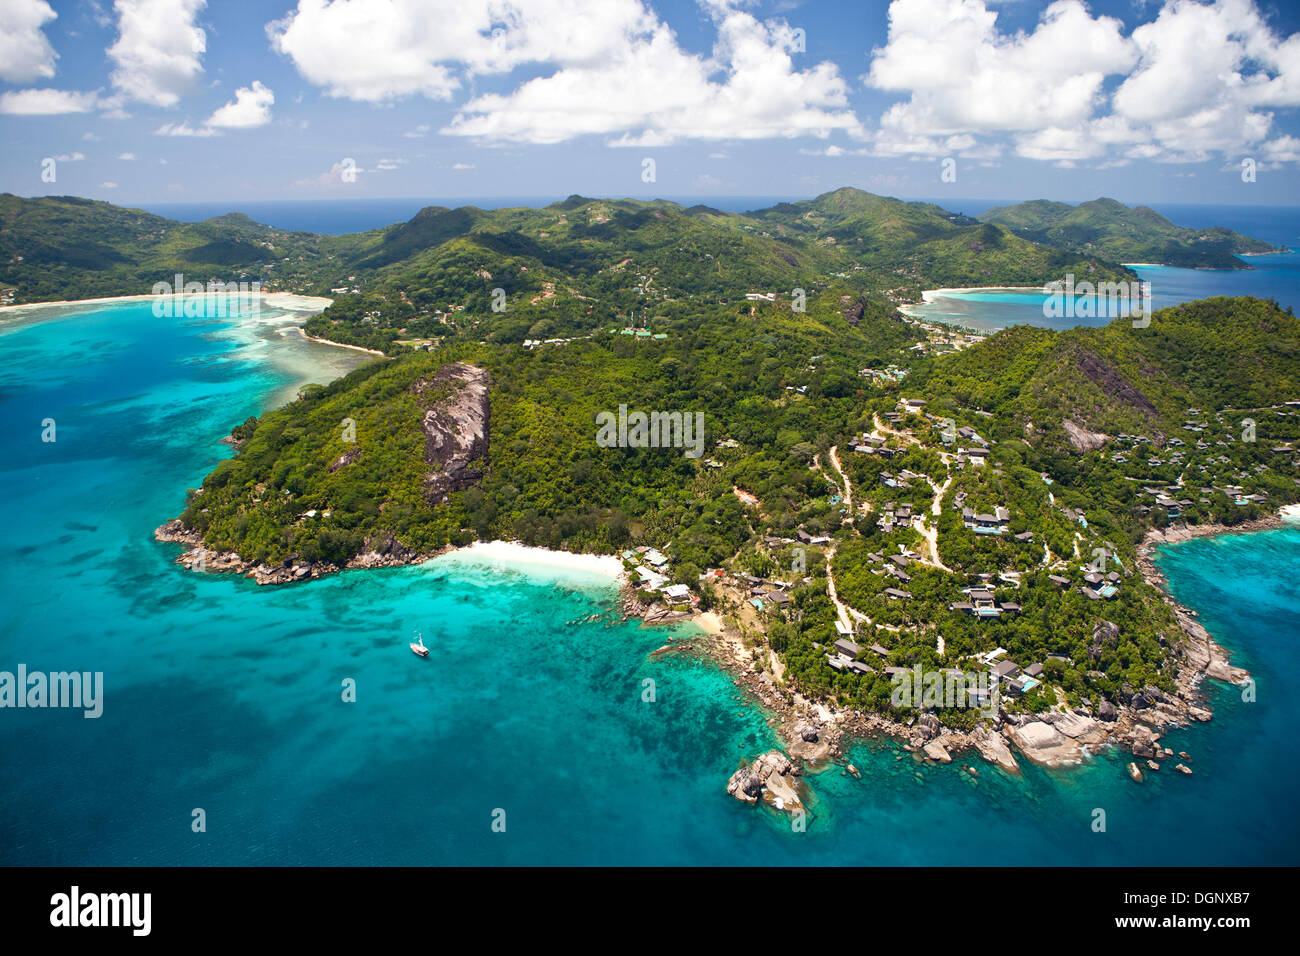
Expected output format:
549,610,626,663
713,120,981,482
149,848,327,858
1,300,1298,865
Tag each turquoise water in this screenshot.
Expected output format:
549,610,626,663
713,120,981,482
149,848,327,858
903,256,1300,332
2,301,1298,865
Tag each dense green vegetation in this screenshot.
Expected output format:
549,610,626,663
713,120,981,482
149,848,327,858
183,295,920,572
979,197,1282,269
909,295,1300,456
0,194,344,301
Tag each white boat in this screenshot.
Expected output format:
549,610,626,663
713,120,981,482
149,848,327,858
409,631,428,658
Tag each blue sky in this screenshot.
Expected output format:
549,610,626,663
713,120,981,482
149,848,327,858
3,0,1300,207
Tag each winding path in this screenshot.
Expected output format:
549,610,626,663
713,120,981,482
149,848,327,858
826,444,859,523
915,474,953,571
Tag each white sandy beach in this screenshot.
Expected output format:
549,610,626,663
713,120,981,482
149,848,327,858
919,285,1045,297
439,540,626,579
300,329,387,357
1280,503,1300,523
895,285,1045,320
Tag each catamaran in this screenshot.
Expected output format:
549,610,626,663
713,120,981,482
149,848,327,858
409,631,428,658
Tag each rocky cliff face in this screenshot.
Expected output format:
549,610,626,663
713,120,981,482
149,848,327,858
413,362,490,503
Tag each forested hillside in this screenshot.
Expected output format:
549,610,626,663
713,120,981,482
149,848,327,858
979,197,1282,269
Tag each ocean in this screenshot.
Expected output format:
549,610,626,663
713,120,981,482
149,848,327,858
1,296,1298,865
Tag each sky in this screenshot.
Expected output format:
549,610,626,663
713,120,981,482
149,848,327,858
3,0,1300,207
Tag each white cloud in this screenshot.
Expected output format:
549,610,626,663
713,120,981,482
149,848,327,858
155,120,216,136
1260,134,1300,162
403,124,431,138
82,131,100,140
452,162,474,169
865,0,1300,165
798,144,871,157
269,0,862,144
1109,0,1300,161
108,0,207,107
100,181,118,188
206,80,274,128
0,88,99,114
118,151,136,159
0,0,58,83
152,80,273,137
867,0,1136,159
52,151,85,161
446,2,861,144
268,0,678,103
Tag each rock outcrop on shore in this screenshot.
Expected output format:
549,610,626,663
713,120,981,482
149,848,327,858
1006,720,1079,766
155,518,449,586
972,728,1019,772
922,740,952,763
726,751,806,812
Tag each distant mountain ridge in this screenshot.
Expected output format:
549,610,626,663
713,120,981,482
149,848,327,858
979,196,1283,269
1,188,1129,313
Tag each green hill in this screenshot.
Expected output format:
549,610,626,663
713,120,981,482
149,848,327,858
978,197,1283,269
0,193,340,301
909,295,1300,454
171,296,920,567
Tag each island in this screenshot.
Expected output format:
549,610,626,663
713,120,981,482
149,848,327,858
5,189,1296,812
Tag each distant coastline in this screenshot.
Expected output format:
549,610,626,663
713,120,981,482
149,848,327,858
0,291,333,317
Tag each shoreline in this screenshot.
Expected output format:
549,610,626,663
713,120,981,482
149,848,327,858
300,329,388,358
0,291,379,409
691,512,1300,781
1138,512,1292,597
915,285,1045,299
0,290,334,317
155,519,629,588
